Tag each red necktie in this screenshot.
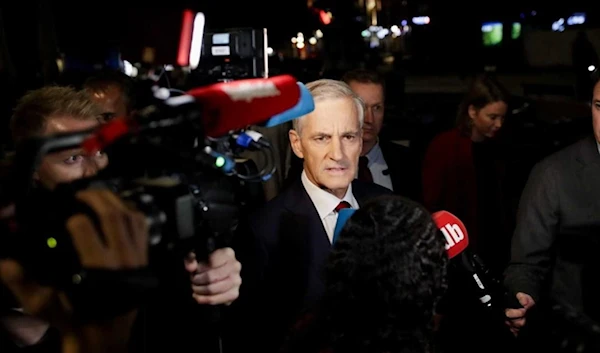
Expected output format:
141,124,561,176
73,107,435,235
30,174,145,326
358,156,373,183
335,201,351,212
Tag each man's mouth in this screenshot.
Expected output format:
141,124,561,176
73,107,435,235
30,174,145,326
326,167,347,173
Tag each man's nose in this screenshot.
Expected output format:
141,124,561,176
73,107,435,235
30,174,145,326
495,118,503,129
328,137,344,161
82,158,101,178
364,108,374,124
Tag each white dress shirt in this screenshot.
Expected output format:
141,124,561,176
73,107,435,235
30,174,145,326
364,142,393,191
301,170,359,243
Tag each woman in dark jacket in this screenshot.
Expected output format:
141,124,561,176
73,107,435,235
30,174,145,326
422,74,510,272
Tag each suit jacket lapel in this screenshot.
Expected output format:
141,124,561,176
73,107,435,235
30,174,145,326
280,180,331,305
353,179,380,206
379,141,401,192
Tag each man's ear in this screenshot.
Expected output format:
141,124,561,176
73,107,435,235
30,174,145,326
289,129,304,159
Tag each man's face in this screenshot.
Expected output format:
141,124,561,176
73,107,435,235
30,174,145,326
35,116,108,190
592,81,600,144
88,84,128,122
289,97,362,199
347,81,384,146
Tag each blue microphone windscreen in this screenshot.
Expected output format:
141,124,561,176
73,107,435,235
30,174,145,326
263,82,315,127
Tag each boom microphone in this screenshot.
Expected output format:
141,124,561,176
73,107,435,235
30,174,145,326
188,74,301,137
82,75,307,154
261,82,314,128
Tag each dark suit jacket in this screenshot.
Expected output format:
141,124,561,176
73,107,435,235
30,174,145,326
379,140,421,202
505,135,600,321
229,178,391,353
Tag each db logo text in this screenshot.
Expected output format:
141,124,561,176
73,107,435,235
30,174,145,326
439,223,465,250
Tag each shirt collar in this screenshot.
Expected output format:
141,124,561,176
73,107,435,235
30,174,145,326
365,141,382,162
301,170,358,220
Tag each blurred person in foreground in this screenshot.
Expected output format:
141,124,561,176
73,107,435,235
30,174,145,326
281,195,448,353
3,85,241,351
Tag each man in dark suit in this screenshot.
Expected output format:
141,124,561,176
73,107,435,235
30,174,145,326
504,70,600,345
341,69,420,201
230,79,391,353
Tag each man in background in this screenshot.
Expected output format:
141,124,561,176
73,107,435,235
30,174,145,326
83,70,134,122
342,69,420,201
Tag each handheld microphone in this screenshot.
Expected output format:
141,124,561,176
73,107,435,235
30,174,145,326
188,75,301,137
432,211,489,294
432,211,516,338
432,210,469,260
261,82,314,128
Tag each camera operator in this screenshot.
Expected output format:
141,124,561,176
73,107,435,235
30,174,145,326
4,85,242,351
0,188,148,353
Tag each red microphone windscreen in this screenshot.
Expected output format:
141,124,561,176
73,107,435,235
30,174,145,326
81,118,132,154
188,75,301,137
432,211,469,259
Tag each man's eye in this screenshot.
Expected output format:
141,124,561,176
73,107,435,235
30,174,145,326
99,112,116,122
64,155,83,164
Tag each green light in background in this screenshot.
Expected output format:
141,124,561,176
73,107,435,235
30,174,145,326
512,23,522,40
215,156,225,168
482,22,503,46
47,237,57,249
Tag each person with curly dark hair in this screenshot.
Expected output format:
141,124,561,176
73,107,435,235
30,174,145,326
282,195,448,353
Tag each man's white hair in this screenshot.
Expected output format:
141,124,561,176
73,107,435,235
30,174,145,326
292,79,365,135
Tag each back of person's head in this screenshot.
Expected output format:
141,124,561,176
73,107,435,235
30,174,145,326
321,195,447,353
10,86,100,145
456,74,509,135
83,70,135,114
341,68,386,90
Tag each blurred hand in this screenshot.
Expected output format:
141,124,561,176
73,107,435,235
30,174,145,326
505,292,535,336
184,248,242,305
0,189,148,353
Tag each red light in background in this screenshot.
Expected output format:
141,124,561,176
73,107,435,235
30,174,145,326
177,9,195,66
319,10,331,25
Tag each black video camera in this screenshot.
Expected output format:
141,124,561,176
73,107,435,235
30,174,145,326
0,81,277,319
